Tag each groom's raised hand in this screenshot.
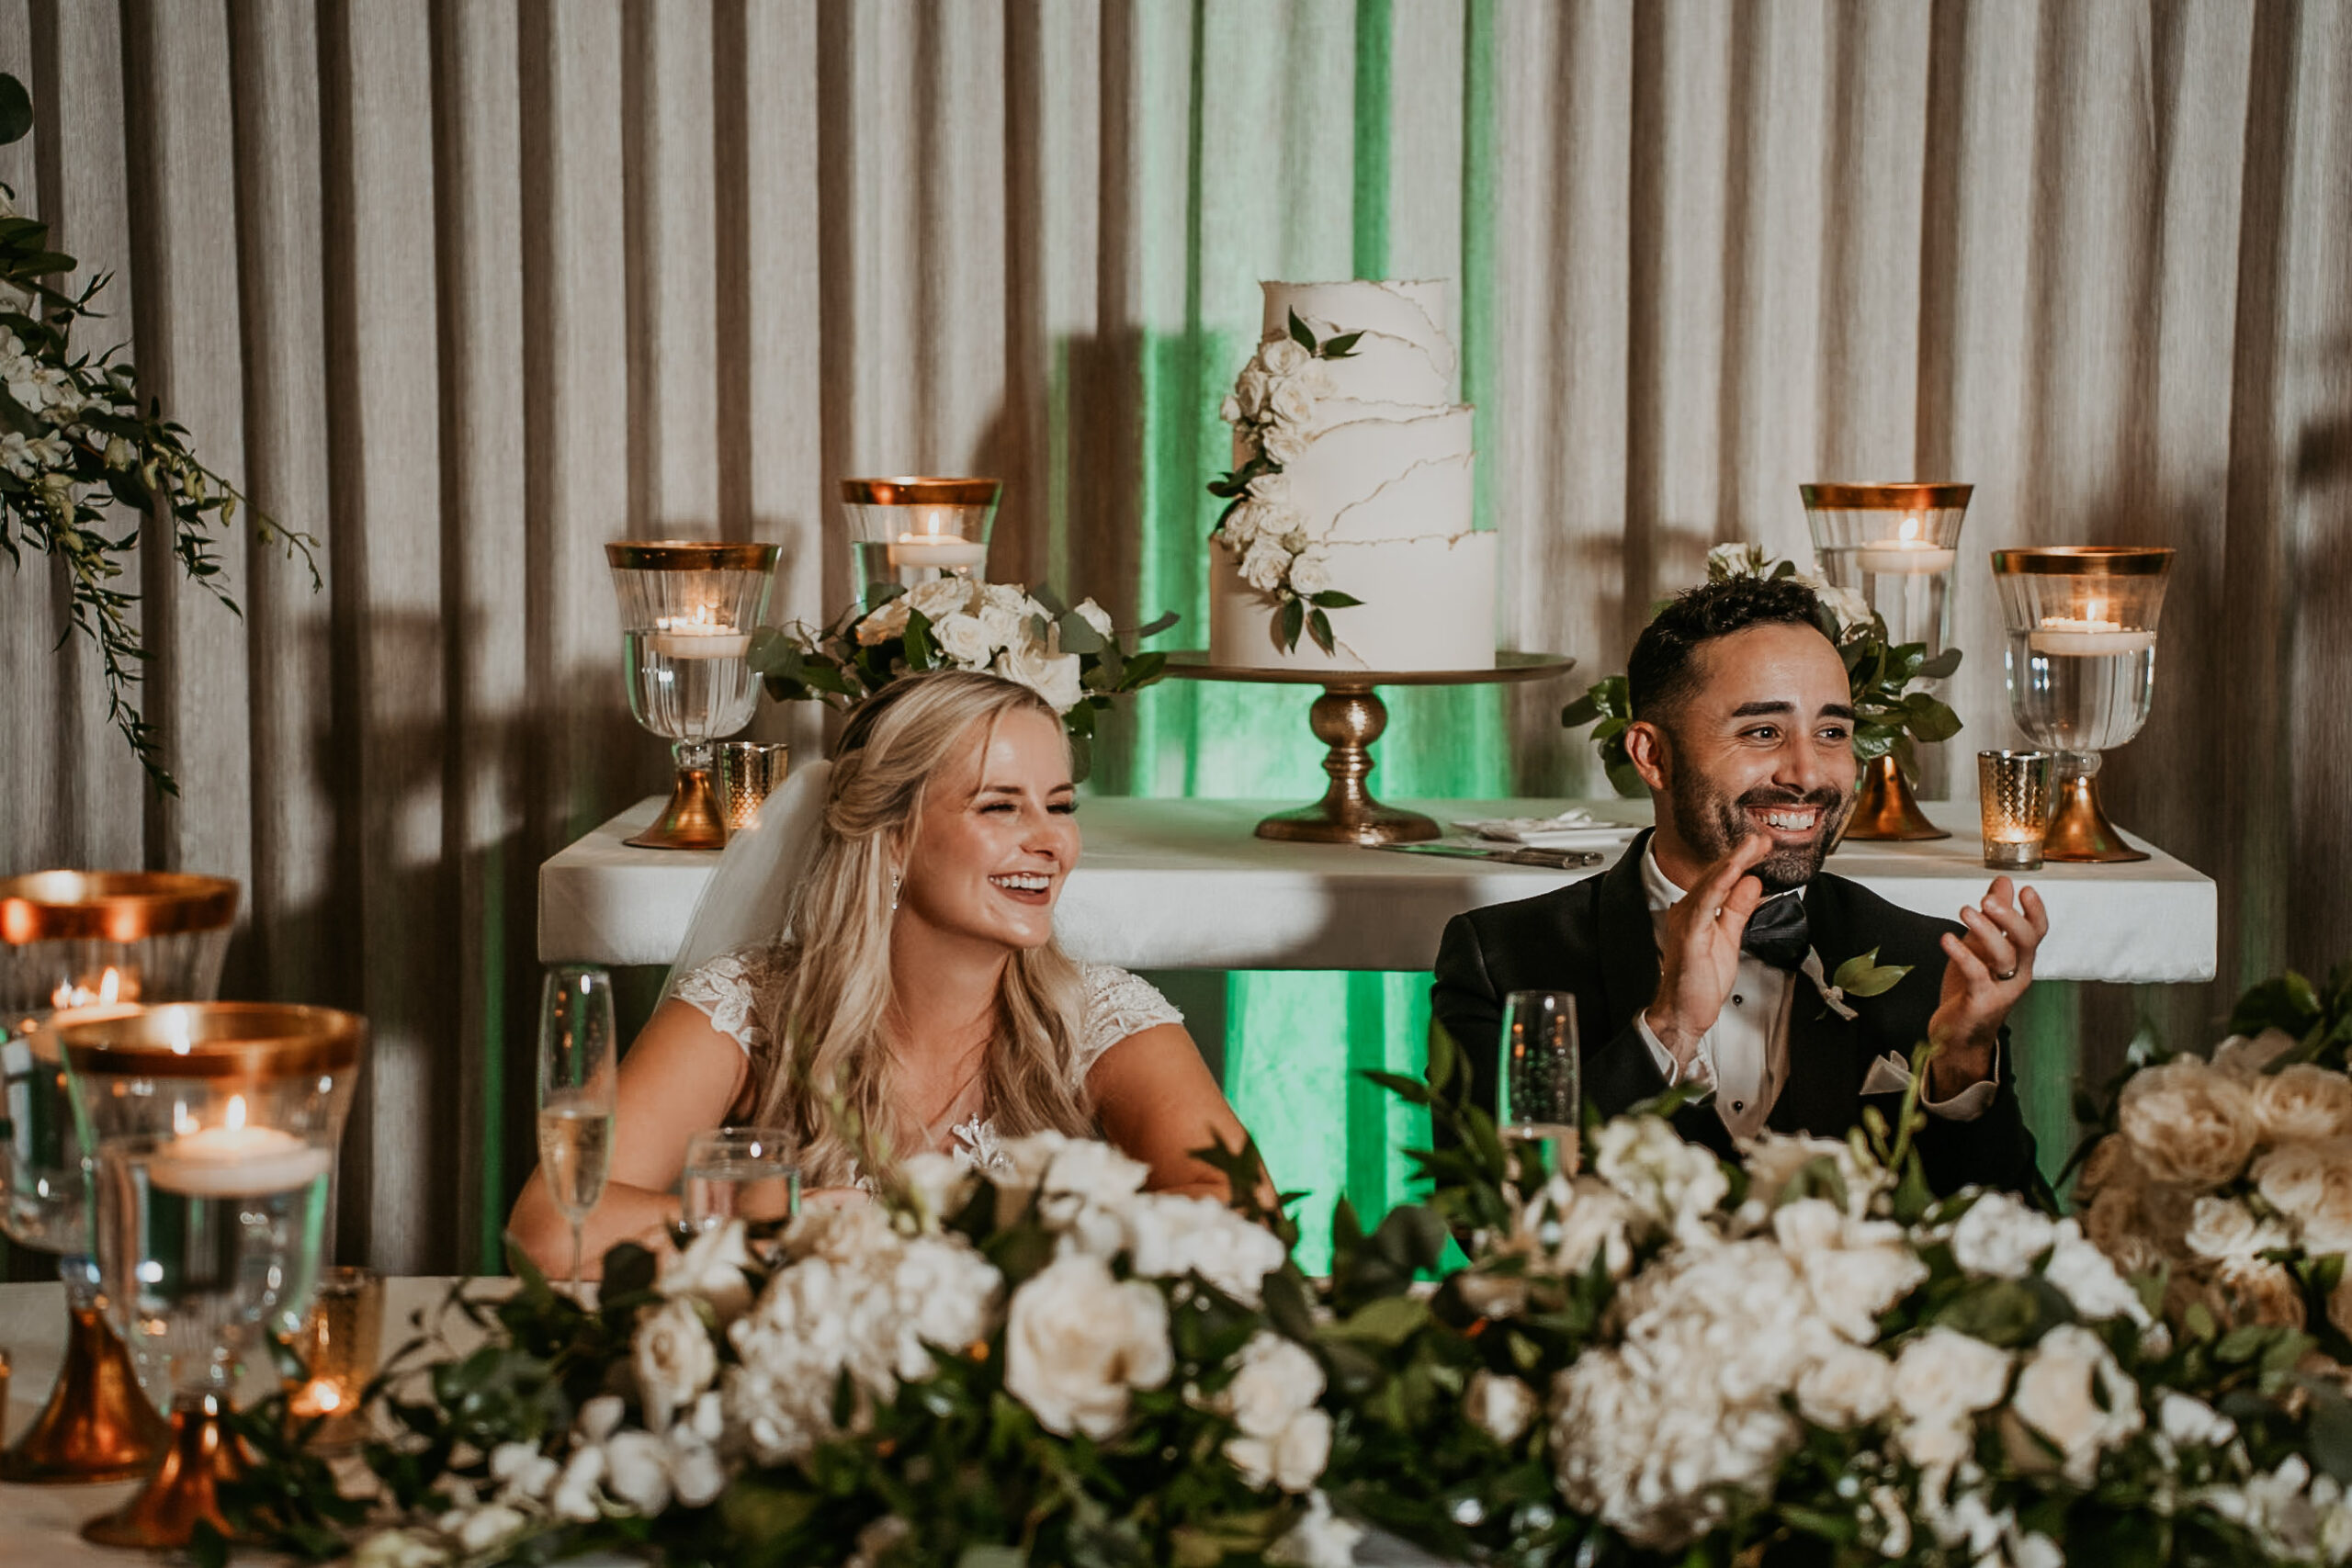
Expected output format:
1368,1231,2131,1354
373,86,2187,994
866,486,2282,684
1642,832,1772,1077
1926,876,2048,1097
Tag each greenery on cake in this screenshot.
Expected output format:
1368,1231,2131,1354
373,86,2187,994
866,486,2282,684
1564,542,1963,795
1208,310,1367,656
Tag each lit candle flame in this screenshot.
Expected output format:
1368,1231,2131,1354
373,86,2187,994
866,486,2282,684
225,1094,247,1133
51,965,129,1010
174,1103,196,1136
166,1009,193,1055
1898,513,1922,543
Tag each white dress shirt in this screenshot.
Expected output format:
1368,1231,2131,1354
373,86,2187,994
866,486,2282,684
1631,845,1996,1142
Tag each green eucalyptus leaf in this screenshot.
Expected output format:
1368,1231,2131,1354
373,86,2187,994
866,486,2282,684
1133,609,1180,639
1056,609,1105,655
1307,607,1336,655
1287,308,1315,351
1308,590,1363,608
1831,947,1913,998
0,77,32,148
1278,597,1306,652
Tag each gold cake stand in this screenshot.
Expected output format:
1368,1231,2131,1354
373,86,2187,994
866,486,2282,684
1163,650,1577,846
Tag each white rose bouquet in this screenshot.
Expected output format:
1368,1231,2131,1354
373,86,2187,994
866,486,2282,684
1206,310,1366,655
2071,964,2352,1357
211,1130,1352,1568
1561,542,1963,796
749,578,1174,781
1317,1029,2352,1567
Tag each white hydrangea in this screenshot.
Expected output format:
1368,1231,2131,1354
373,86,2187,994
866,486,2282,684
1770,1199,1928,1343
1948,1190,2058,1280
1592,1114,1729,1234
2040,1217,2152,1326
1209,1331,1330,1493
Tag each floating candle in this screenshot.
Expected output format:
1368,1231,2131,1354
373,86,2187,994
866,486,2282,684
887,536,988,570
1855,514,1956,575
148,1095,331,1197
649,611,751,660
2026,617,2155,657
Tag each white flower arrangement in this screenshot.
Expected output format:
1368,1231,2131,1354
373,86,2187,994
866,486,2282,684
1207,310,1365,654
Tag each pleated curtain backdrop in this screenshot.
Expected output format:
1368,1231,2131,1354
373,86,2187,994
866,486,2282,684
0,0,2346,1273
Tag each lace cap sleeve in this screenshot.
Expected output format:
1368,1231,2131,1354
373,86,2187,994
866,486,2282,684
1077,964,1184,1077
673,943,787,1056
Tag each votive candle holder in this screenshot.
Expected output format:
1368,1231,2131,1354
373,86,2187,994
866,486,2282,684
1978,750,2054,871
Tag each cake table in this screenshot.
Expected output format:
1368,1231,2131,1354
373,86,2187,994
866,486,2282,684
1161,650,1577,845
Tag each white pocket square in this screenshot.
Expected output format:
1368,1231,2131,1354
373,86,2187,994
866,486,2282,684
1860,1054,1915,1096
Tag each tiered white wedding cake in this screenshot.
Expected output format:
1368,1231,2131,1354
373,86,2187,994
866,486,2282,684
1205,278,1498,671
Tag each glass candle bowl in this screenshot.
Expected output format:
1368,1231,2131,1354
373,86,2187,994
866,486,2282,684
0,872,239,1013
1991,547,2174,863
60,1001,367,1548
1803,483,1973,841
606,541,783,851
841,477,1001,608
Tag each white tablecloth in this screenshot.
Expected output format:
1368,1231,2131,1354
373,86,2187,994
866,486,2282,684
540,795,2216,984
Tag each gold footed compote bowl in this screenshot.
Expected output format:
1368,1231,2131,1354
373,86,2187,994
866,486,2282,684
1162,652,1577,845
606,541,783,851
0,872,238,1485
60,1002,368,1549
1992,547,2174,863
1803,482,1973,840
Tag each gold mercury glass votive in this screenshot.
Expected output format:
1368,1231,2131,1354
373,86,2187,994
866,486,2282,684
1978,750,2055,871
286,1266,384,1452
718,741,791,832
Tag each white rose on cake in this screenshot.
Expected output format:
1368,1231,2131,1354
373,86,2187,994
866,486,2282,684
1248,469,1291,504
1267,378,1317,428
1240,536,1294,594
1261,424,1307,466
1235,366,1272,421
1285,548,1333,598
1259,337,1311,377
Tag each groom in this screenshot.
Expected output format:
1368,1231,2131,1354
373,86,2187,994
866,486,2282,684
1431,574,2047,1196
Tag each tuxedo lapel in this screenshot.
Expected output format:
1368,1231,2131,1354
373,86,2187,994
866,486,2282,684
1765,881,1868,1138
1592,830,1663,1042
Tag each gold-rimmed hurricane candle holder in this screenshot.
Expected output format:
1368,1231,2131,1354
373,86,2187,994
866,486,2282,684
1803,483,1973,840
1991,547,2174,863
58,1002,367,1549
1978,750,2055,871
0,872,237,1487
841,477,1001,609
606,541,782,852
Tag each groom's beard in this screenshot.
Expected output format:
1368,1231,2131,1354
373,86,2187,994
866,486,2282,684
1669,780,1852,895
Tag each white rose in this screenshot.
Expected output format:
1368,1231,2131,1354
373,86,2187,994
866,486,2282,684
660,1219,757,1321
2219,1257,2309,1328
1248,469,1290,505
1705,541,1771,580
488,1440,559,1503
993,643,1085,715
351,1529,449,1568
1949,1190,2059,1280
666,1430,726,1509
905,576,975,623
1229,1409,1331,1494
988,1129,1073,1194
600,1428,673,1516
2251,1064,2352,1145
2156,1389,2237,1449
1235,366,1272,420
2255,1136,2352,1254
2009,1323,2142,1485
1794,1342,1894,1428
888,1235,1005,1380
2212,1028,2301,1076
1593,1114,1730,1231
976,598,1031,652
1267,378,1316,428
450,1505,530,1555
1002,1253,1172,1438
1738,1132,1886,1224
1239,536,1293,594
1219,393,1242,423
931,611,995,668
1121,1191,1288,1304
1465,1370,1540,1445
1220,1332,1326,1437
2119,1056,2258,1188
855,597,912,646
1261,424,1307,465
1814,582,1874,637
633,1296,719,1432
2041,1219,2151,1325
899,1150,978,1225
1511,1173,1646,1282
1072,597,1114,639
1891,1327,2013,1427
1269,1491,1364,1568
1260,337,1311,377
1286,548,1333,598
1773,1202,1928,1341
2185,1194,2292,1263
1220,501,1268,549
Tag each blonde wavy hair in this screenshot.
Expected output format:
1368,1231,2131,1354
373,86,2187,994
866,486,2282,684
743,670,1094,1183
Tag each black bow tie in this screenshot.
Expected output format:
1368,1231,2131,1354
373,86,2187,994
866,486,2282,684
1741,892,1812,971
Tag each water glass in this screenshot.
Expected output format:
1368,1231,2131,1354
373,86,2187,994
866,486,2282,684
681,1126,799,1239
1498,989,1581,1178
537,966,617,1296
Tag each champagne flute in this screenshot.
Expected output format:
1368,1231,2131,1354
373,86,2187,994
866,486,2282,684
1498,989,1581,1180
537,964,616,1296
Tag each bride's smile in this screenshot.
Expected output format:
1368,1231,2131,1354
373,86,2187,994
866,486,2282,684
896,706,1079,953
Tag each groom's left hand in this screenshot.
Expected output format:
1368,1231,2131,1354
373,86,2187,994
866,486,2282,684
1926,877,2048,1098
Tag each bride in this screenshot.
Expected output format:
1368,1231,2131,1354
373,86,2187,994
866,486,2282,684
509,669,1254,1274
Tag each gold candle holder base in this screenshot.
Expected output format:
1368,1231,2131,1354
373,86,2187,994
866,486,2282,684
626,763,729,851
80,1392,243,1550
81,1392,244,1551
0,1301,168,1484
2043,771,2148,863
1842,754,1949,840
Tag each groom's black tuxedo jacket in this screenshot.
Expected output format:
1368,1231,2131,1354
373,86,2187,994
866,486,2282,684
1430,831,2040,1197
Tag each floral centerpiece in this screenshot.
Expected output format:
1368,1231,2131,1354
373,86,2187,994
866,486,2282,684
749,579,1175,781
1562,542,1962,796
2070,964,2352,1357
213,1133,1356,1568
0,73,315,794
1312,1030,2352,1566
1204,311,1366,655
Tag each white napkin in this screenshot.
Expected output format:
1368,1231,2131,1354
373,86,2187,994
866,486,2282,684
1860,1053,1916,1096
1453,809,1643,852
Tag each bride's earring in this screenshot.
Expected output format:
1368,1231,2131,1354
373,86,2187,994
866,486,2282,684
890,867,901,913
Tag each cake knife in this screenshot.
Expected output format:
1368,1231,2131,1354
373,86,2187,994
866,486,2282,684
1371,842,1604,869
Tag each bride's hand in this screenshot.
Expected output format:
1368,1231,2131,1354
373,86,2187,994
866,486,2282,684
797,1186,872,1210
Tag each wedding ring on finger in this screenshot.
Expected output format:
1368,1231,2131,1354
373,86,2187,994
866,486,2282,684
1994,966,2018,982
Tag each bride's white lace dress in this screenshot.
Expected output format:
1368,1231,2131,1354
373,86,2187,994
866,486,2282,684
674,945,1183,1172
